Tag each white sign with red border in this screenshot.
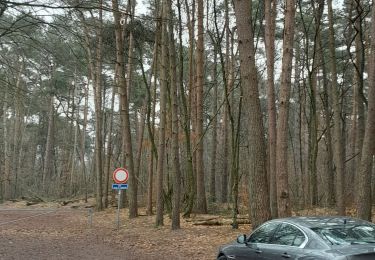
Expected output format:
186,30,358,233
113,167,129,184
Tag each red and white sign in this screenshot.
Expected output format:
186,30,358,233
113,168,129,184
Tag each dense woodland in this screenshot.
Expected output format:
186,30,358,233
0,0,374,230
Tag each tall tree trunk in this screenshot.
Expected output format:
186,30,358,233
276,0,295,218
195,0,207,214
318,33,335,206
328,0,346,215
94,1,104,211
181,0,196,218
353,0,366,204
233,0,271,228
307,0,324,207
346,0,356,206
264,0,278,218
144,4,161,216
222,0,231,204
293,41,304,208
145,48,158,216
3,86,11,200
168,0,182,229
356,1,375,221
111,0,135,213
127,0,138,219
155,0,169,226
354,0,366,169
209,46,218,202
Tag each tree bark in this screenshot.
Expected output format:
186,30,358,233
155,0,169,226
352,0,366,205
181,0,196,218
356,2,375,221
168,0,182,229
127,0,138,219
328,0,346,215
318,32,335,206
306,0,324,207
195,0,207,214
145,4,161,216
93,0,104,211
264,0,278,218
209,45,218,203
233,0,271,229
276,0,295,218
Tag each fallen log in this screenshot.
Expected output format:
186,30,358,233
193,220,223,226
192,218,251,226
185,217,219,223
26,201,40,206
22,196,44,203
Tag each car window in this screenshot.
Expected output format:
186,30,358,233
271,223,306,247
312,225,375,245
248,222,280,244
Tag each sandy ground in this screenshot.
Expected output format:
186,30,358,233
0,201,251,260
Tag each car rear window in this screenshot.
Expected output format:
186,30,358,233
312,225,375,245
271,223,306,247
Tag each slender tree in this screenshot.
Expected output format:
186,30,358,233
328,0,346,215
195,0,207,214
276,0,296,217
127,0,138,219
356,0,375,221
181,0,196,217
168,0,182,229
155,0,169,226
2,85,11,200
264,0,278,217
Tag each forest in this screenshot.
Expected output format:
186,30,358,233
0,0,374,231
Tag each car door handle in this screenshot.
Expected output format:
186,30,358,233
281,252,291,258
255,248,262,254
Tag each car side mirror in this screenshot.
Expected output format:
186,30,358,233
237,234,247,244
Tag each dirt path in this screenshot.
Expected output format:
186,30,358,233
0,203,251,260
0,209,158,260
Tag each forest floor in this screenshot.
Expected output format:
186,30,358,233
0,198,358,260
0,198,252,260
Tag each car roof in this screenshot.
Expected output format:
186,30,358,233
269,216,372,229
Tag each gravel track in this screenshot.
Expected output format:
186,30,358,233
0,209,155,260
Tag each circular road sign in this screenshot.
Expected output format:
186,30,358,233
113,168,129,184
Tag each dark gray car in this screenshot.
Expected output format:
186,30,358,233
217,216,375,260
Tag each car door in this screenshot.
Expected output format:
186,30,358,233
235,222,280,260
263,223,307,259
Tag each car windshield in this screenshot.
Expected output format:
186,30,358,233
312,225,375,245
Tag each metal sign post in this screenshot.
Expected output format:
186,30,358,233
112,167,129,230
117,189,121,229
